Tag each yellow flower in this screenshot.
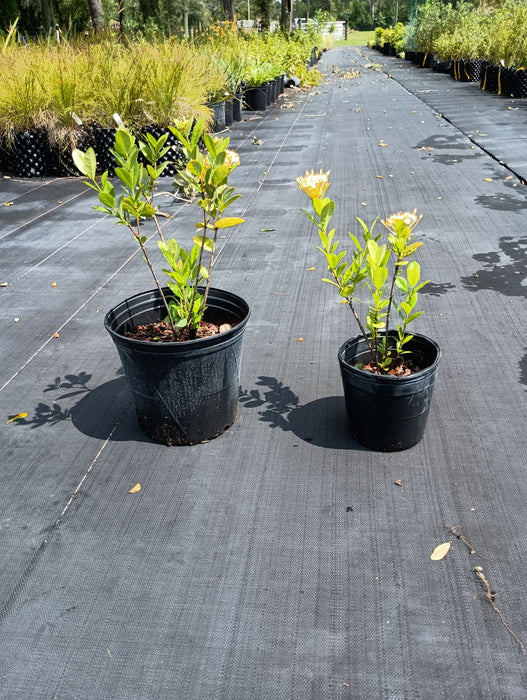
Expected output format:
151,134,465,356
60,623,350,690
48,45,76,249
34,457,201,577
381,209,422,233
203,149,240,172
224,149,240,170
296,169,331,200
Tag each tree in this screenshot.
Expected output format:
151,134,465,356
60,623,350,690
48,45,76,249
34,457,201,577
223,0,236,20
254,0,272,28
0,0,18,30
280,0,293,31
88,0,105,30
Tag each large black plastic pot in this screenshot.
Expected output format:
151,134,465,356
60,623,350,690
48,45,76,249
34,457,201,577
244,86,267,111
209,102,226,132
338,333,441,451
232,92,244,121
105,287,250,446
224,99,234,127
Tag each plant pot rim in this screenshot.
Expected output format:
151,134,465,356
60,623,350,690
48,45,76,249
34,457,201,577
338,331,441,383
104,286,250,350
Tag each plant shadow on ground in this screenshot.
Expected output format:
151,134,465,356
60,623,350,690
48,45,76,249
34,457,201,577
461,236,527,388
520,350,527,388
461,236,527,298
239,376,367,451
414,134,484,166
11,371,152,443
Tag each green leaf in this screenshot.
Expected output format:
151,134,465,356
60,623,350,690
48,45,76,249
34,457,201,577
114,166,134,189
114,127,135,155
372,266,388,290
192,235,214,252
215,217,244,229
98,190,115,209
72,147,97,179
395,276,409,292
407,261,420,288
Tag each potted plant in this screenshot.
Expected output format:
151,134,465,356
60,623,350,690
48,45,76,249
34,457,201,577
297,170,441,451
72,119,250,446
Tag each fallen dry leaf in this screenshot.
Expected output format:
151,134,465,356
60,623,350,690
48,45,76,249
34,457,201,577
506,175,514,180
7,412,28,424
376,175,383,179
394,479,402,486
483,178,492,182
419,146,434,151
128,483,141,494
431,542,451,561
306,267,315,271
51,282,57,288
378,142,388,147
3,201,14,207
53,333,60,338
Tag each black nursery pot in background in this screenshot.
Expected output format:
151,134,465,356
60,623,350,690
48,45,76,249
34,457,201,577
244,86,268,111
105,287,250,446
232,92,244,121
338,333,441,452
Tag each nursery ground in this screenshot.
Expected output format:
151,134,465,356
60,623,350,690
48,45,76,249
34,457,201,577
1,45,527,699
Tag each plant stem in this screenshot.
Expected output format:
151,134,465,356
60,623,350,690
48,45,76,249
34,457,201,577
348,299,376,359
187,206,209,339
133,221,179,339
203,224,219,309
385,253,403,340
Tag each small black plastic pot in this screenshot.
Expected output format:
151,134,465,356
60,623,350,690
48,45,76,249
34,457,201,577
338,333,441,451
11,130,51,177
105,287,250,446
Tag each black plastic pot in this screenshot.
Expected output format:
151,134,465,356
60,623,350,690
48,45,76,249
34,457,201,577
11,130,51,177
266,81,273,106
209,102,226,132
105,287,250,446
93,127,117,176
244,86,267,111
338,333,441,451
232,92,244,121
224,99,234,127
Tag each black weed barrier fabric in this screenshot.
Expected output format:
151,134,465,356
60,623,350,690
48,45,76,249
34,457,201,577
1,46,527,699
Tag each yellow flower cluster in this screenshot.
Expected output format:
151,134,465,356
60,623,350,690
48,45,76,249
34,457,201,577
296,169,331,200
381,209,422,234
224,149,241,170
203,148,240,173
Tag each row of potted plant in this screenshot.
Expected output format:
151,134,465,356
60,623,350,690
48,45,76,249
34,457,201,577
0,23,323,177
371,0,527,98
70,124,441,451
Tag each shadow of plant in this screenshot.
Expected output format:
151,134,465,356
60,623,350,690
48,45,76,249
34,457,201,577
474,192,527,213
239,376,366,450
519,350,527,387
414,134,483,165
461,236,527,297
13,371,151,442
421,281,456,296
